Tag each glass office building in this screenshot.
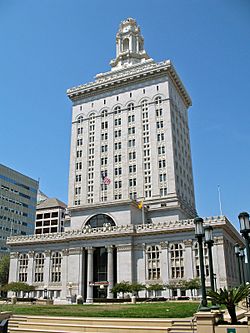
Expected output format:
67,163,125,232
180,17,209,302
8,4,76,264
0,164,38,256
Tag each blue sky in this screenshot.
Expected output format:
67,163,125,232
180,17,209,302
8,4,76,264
0,0,249,228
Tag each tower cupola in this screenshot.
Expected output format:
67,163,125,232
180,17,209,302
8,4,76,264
110,18,150,70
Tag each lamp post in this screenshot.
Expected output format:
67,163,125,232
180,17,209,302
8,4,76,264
234,243,242,284
239,247,246,284
194,217,209,311
68,282,73,303
204,225,219,309
239,212,250,282
43,286,48,299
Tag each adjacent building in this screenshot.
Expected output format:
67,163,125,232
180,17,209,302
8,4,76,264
0,164,38,256
35,198,66,235
7,18,243,302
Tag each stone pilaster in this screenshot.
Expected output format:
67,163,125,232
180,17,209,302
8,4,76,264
43,250,51,288
116,244,133,283
61,249,69,300
183,239,193,280
27,251,34,285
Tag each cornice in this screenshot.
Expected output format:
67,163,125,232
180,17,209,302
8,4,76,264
67,60,192,108
7,215,241,247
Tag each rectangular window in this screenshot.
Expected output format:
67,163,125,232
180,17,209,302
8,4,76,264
101,145,108,152
101,121,108,129
129,165,136,173
129,178,136,187
159,160,166,168
76,150,82,158
114,142,122,150
157,133,165,141
114,155,122,163
129,152,136,160
128,139,135,147
128,127,135,135
77,139,83,146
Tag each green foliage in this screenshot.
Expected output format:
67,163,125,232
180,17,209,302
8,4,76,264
1,282,35,294
111,281,131,297
207,284,250,324
129,282,145,296
147,283,165,292
184,278,201,291
0,255,10,286
111,281,146,297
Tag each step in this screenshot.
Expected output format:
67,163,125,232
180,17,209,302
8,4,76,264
13,321,170,333
9,327,172,333
15,316,172,328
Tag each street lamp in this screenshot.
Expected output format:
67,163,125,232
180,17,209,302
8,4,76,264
43,286,48,299
68,282,73,303
239,212,250,282
239,247,246,284
234,243,242,284
204,225,219,309
194,217,209,311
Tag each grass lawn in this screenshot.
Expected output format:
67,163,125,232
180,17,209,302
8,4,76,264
0,301,200,318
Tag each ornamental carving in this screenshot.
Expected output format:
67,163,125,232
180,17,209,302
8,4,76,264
160,241,169,249
183,239,193,247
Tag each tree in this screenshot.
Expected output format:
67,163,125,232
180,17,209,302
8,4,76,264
147,283,165,298
111,281,131,298
183,278,201,297
129,282,145,296
0,255,10,286
207,285,250,324
1,282,35,296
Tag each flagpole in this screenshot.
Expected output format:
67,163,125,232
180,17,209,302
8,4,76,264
217,184,223,216
142,202,145,225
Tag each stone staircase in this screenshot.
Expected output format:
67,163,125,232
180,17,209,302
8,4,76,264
8,315,197,333
168,319,196,333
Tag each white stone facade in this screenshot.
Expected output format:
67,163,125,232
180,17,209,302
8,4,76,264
7,18,243,302
7,216,243,302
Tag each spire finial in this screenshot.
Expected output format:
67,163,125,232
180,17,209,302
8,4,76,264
110,18,150,70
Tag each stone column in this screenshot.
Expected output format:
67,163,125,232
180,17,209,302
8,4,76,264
107,245,114,299
86,247,94,303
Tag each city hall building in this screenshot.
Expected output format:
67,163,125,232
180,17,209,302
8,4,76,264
8,18,243,303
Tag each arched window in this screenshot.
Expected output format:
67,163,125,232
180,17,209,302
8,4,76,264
123,38,129,51
51,252,62,282
18,254,28,282
77,115,84,123
101,109,108,118
155,96,163,118
114,106,121,115
170,243,184,279
127,103,135,112
141,99,149,119
34,253,45,282
155,96,162,105
194,242,209,277
85,214,115,228
147,245,161,280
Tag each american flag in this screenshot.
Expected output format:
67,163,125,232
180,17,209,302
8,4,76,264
101,172,111,185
